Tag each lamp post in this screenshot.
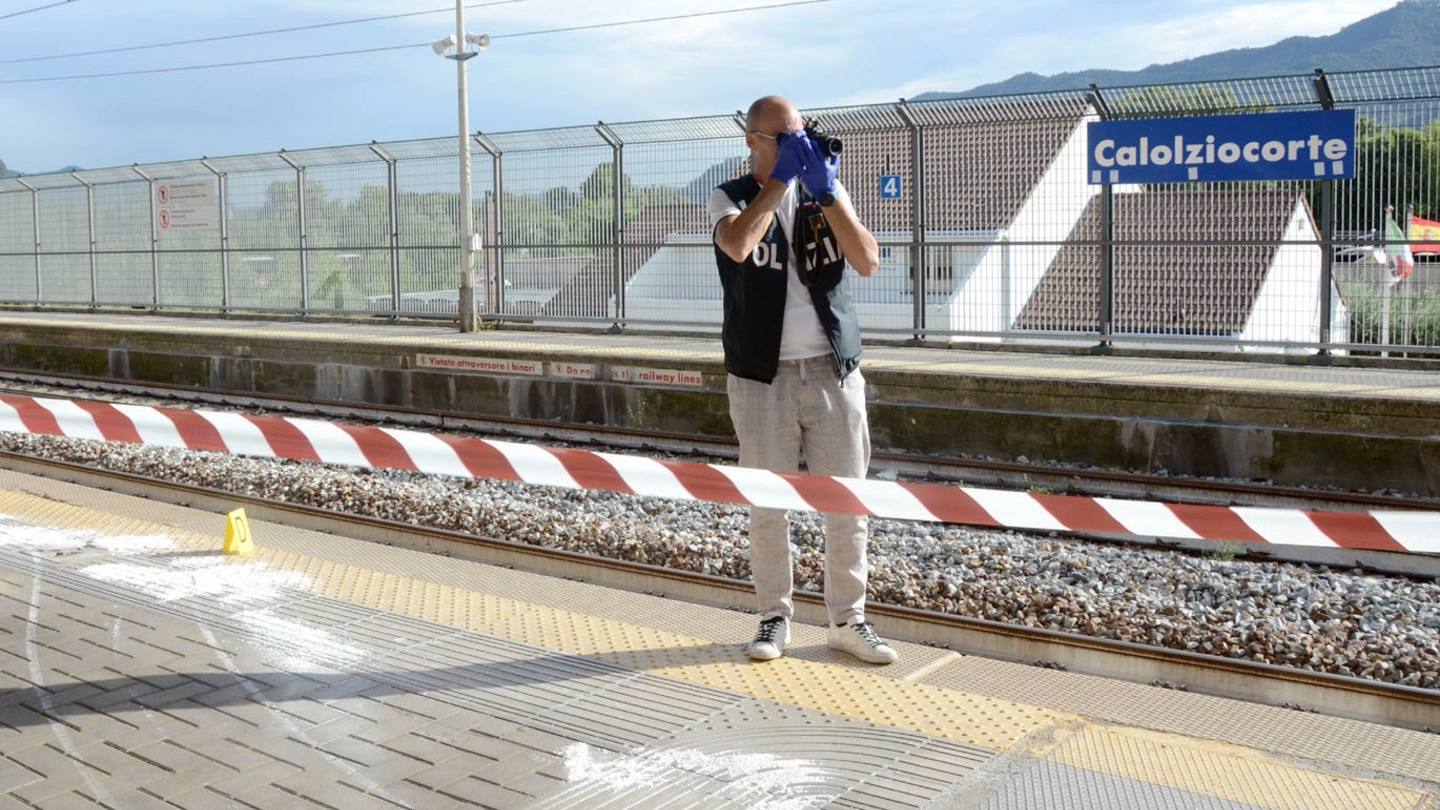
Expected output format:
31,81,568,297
433,4,489,333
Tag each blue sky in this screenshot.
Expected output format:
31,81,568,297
0,0,1400,174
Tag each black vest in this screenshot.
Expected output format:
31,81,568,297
713,176,862,384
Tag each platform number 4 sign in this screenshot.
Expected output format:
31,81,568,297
880,174,903,200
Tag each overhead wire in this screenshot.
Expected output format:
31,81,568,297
0,0,844,84
0,0,532,65
0,0,82,23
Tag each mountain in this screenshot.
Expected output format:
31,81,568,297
920,0,1440,100
2,163,82,178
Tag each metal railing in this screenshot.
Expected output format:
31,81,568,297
1,65,1438,357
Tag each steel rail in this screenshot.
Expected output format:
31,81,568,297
0,367,1430,510
3,368,1439,581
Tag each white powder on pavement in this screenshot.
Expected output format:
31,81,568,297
0,514,175,555
81,556,309,603
559,742,833,809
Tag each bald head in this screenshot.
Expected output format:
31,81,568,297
746,95,803,134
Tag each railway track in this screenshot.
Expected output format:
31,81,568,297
2,367,1437,577
2,449,1436,735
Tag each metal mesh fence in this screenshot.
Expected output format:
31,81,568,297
1,66,1438,356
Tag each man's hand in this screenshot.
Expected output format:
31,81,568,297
769,131,809,184
799,137,839,198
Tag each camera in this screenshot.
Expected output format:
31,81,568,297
804,118,842,157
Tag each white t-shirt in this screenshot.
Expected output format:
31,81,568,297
707,179,851,361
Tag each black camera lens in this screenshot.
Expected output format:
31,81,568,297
804,119,843,157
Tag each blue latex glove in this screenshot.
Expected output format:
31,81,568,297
798,136,839,198
768,130,809,184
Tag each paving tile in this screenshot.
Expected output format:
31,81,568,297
7,772,79,806
0,756,44,792
240,735,357,774
269,768,348,798
202,760,302,799
126,739,211,775
42,708,139,739
338,752,434,790
100,706,198,749
0,701,52,730
381,780,454,809
378,732,470,768
174,736,275,773
81,786,175,810
307,675,384,703
24,789,101,810
228,784,306,810
267,697,352,729
133,679,215,710
144,759,239,801
64,740,164,781
374,691,467,723
506,771,566,801
501,726,578,756
436,727,522,760
165,786,260,810
285,780,399,810
312,734,393,768
6,743,90,781
436,777,533,809
476,750,561,790
75,680,162,711
299,713,376,746
346,712,435,745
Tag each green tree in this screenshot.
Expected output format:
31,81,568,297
1109,85,1269,118
1341,118,1440,231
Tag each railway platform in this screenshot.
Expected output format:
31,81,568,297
1,466,1437,809
1,310,1439,496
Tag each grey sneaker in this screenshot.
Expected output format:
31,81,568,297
747,616,789,661
828,619,898,664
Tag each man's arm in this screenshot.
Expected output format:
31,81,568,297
714,179,788,263
795,140,879,277
822,192,880,277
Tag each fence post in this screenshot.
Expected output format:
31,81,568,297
199,160,229,313
898,99,927,342
72,172,97,308
368,144,401,316
16,179,40,303
1312,69,1336,364
131,167,159,309
474,133,504,316
1088,85,1114,355
278,151,308,313
597,121,625,330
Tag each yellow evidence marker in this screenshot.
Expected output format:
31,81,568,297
223,508,255,555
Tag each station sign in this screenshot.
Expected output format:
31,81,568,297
1087,109,1355,185
879,174,903,199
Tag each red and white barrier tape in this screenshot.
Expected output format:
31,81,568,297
1,395,1436,555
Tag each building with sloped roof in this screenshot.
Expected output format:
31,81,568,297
1017,189,1348,350
620,97,1101,334
579,97,1343,351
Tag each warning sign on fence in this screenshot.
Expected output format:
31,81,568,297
156,179,218,234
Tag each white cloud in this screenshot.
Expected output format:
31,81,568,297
1107,0,1398,66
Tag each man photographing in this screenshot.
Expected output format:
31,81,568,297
707,95,895,664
